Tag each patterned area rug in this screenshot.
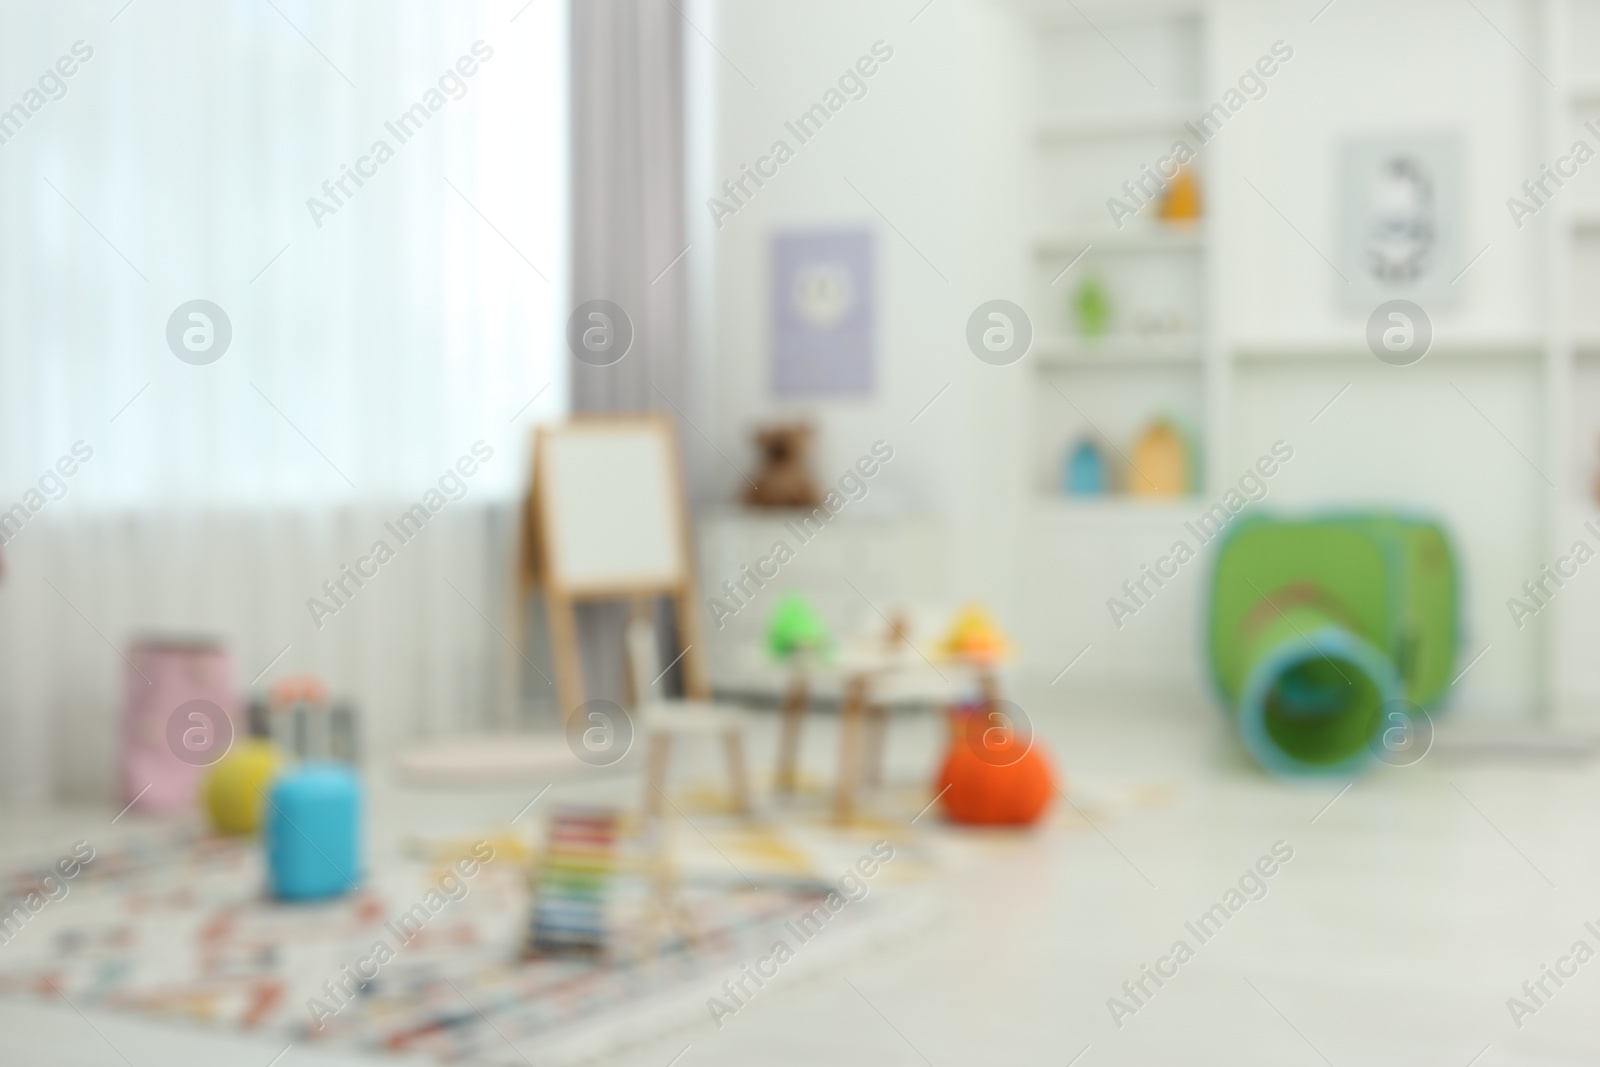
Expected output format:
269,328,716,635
0,813,935,1065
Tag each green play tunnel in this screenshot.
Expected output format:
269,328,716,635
1208,515,1459,775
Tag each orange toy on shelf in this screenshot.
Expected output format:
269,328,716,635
1158,166,1202,223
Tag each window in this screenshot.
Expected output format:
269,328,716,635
0,0,566,511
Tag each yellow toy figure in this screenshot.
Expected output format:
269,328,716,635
203,739,282,835
938,605,1011,668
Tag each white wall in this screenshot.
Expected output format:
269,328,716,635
1220,0,1545,344
689,0,1035,638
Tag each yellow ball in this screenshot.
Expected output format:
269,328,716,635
204,740,283,835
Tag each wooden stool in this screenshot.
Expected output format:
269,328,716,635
628,618,752,818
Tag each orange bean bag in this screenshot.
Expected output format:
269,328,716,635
935,706,1055,825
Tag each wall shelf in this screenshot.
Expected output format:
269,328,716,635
1032,334,1203,368
1036,227,1205,258
1009,0,1205,26
1037,103,1203,142
1232,336,1544,363
1035,496,1201,520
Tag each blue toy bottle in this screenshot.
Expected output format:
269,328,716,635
1063,438,1108,496
265,762,361,900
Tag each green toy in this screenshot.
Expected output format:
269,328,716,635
1073,275,1111,338
1208,514,1459,775
766,593,829,660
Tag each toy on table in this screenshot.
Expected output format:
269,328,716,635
203,739,283,835
1208,514,1459,776
121,637,240,814
1063,438,1110,496
766,592,829,659
768,593,831,796
525,805,619,957
1072,275,1112,338
1128,418,1192,497
265,761,362,900
937,605,1010,667
1157,165,1202,223
930,607,1056,826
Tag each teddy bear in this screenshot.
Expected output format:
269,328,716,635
743,423,822,509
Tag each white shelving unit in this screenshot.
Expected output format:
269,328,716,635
1036,226,1205,256
1012,0,1569,711
998,0,1600,715
1231,337,1545,363
1036,102,1205,142
1033,333,1204,368
1024,2,1213,510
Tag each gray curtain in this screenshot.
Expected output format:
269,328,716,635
568,0,691,702
570,0,689,413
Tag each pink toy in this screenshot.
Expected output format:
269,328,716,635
122,638,240,813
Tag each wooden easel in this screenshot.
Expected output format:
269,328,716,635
518,415,709,720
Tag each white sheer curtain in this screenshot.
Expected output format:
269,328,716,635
0,0,567,801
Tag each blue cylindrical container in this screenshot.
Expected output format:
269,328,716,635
265,762,361,900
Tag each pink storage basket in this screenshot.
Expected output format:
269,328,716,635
122,638,239,813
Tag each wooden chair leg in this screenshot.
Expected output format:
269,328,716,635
723,730,752,814
863,703,888,789
775,674,808,796
832,675,869,825
643,733,672,818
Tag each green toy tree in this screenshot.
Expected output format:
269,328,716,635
766,593,829,661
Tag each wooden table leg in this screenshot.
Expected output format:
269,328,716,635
775,673,808,796
864,702,888,789
832,674,869,825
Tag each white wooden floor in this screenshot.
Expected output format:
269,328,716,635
5,686,1599,1066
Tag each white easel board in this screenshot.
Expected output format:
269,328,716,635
538,422,688,593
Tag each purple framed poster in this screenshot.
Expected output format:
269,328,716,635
771,229,874,397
